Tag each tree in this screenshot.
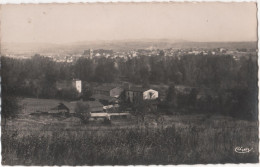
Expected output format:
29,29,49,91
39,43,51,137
133,100,156,124
188,88,198,107
57,87,79,100
166,84,177,107
74,102,91,123
82,89,93,101
2,96,20,128
139,65,150,85
94,60,118,83
74,58,94,81
118,90,128,111
149,59,165,83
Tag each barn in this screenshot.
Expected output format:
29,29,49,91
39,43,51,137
90,94,118,105
67,101,104,113
92,85,123,98
49,103,70,114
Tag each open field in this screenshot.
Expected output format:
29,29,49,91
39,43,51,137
2,98,259,165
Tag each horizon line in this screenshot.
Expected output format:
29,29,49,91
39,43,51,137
2,39,258,45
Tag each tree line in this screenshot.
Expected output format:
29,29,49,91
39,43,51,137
2,53,257,94
1,52,258,120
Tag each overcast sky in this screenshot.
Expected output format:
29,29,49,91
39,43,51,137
1,2,257,44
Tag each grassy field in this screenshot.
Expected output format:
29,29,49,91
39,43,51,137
1,98,259,165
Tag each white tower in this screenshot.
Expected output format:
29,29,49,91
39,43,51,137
90,49,93,59
73,79,82,93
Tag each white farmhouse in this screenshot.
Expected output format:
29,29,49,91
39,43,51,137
125,87,159,103
143,89,159,100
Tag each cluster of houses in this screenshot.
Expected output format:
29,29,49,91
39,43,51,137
51,79,160,120
56,79,160,105
51,78,220,121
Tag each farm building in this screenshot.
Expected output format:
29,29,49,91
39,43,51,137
68,101,104,113
150,84,169,101
103,104,120,113
56,79,82,93
125,87,159,103
90,112,130,121
86,101,105,112
143,89,159,100
90,94,118,105
49,103,70,114
92,85,123,98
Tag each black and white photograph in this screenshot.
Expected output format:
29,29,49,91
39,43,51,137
0,2,259,165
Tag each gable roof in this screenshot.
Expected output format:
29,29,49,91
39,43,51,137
125,86,149,92
93,85,117,92
143,89,158,93
50,103,70,111
64,101,104,112
90,94,117,102
82,101,104,108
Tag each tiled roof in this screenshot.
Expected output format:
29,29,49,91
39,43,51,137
66,101,104,111
93,85,117,91
50,103,70,111
90,94,116,102
125,86,149,92
83,101,104,108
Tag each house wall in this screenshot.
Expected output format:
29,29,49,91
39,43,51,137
110,87,123,98
133,92,143,102
125,91,143,103
73,80,82,93
143,89,159,100
89,107,104,113
93,90,110,96
125,91,134,102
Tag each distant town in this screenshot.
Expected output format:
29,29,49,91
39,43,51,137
1,2,258,165
2,41,258,165
4,44,257,62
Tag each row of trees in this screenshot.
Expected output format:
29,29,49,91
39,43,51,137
163,84,258,120
2,53,257,94
120,54,257,89
2,52,258,121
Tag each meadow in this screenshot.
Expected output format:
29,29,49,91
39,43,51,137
1,98,259,165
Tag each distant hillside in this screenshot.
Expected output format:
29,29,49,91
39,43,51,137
1,40,257,55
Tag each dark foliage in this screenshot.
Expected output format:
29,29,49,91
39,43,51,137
2,96,20,121
74,102,91,123
1,53,258,120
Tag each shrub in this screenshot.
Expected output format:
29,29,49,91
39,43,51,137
57,87,79,100
74,102,91,123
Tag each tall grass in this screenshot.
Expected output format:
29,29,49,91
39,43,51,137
2,123,258,165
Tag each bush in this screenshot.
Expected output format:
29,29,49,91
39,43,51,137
57,87,79,100
103,117,112,125
2,96,20,126
74,102,91,123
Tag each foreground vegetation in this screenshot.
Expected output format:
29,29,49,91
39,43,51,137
2,119,258,165
1,50,258,165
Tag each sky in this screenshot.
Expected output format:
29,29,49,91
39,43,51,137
0,2,257,44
